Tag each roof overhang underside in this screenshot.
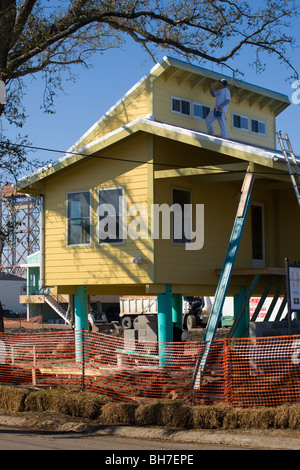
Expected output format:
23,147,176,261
161,57,290,117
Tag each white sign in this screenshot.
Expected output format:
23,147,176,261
289,266,300,311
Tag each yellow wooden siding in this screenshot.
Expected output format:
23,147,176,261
278,188,300,263
44,134,153,287
229,100,276,149
85,89,150,147
153,177,283,291
151,136,283,292
154,76,276,149
153,179,240,288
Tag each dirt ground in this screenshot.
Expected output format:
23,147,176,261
99,324,230,341
4,322,229,341
186,327,230,341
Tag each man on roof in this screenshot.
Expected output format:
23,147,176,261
206,79,231,139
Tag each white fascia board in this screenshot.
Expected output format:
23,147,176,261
18,118,286,186
74,117,285,163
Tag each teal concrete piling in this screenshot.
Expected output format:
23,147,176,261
157,284,173,366
74,285,88,363
172,293,183,329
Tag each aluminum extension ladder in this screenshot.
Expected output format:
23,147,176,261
277,131,300,207
191,168,255,389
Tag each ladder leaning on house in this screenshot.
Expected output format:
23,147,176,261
277,131,300,207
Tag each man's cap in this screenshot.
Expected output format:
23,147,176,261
219,79,228,86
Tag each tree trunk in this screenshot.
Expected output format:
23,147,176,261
0,240,4,332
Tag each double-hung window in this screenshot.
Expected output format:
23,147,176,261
98,188,124,244
171,97,191,116
67,191,91,246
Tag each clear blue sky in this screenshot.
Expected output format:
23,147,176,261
2,18,300,171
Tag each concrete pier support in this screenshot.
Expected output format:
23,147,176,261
172,293,183,329
74,286,88,362
234,286,250,338
157,284,173,366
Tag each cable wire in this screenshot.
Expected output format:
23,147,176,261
0,140,290,177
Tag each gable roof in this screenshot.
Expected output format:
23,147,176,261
65,56,290,155
0,273,26,282
16,56,291,193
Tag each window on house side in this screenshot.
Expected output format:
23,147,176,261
67,191,91,246
172,97,181,113
233,114,249,130
98,188,124,244
181,100,190,115
171,97,191,116
193,103,210,119
251,119,266,135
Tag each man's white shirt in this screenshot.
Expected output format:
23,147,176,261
213,88,231,114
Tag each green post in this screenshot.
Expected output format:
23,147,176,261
172,294,183,329
157,284,173,366
233,286,250,338
74,285,88,362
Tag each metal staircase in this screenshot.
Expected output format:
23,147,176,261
277,131,300,207
45,295,70,325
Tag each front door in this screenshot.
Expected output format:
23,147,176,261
251,202,265,268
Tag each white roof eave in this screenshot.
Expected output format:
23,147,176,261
73,117,285,163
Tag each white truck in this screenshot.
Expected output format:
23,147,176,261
119,294,288,331
119,295,213,331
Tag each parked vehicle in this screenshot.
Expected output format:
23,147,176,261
88,310,108,331
182,296,211,330
2,309,20,318
119,295,212,331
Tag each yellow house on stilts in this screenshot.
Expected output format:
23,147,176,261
17,56,300,354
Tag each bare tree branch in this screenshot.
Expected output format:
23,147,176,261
2,1,298,80
0,0,298,123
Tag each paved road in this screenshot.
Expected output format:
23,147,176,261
0,425,246,451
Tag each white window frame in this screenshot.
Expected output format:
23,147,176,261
232,113,249,131
171,96,191,116
66,190,91,247
193,102,211,120
98,187,125,245
251,118,266,135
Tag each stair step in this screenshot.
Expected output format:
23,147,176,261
45,296,70,324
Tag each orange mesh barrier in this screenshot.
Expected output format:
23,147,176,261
226,336,300,407
0,330,299,407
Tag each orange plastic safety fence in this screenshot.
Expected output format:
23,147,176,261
0,331,299,407
226,335,300,407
